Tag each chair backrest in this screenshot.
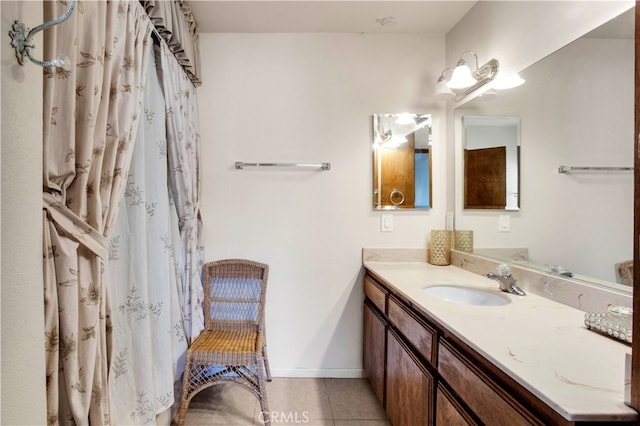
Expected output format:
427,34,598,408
203,259,269,332
617,260,634,286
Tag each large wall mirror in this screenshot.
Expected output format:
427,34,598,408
454,7,634,292
463,115,520,210
372,113,432,209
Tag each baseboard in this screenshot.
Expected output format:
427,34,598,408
269,368,365,378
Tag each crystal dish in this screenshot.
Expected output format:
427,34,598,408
584,305,632,344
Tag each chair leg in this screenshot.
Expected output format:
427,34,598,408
257,369,270,425
262,343,272,381
176,358,193,426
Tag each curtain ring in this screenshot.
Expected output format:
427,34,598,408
390,188,405,206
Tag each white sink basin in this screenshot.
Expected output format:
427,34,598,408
423,285,510,306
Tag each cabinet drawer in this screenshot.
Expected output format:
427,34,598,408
438,340,539,426
388,296,436,366
364,275,387,313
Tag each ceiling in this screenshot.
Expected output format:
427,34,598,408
188,1,476,34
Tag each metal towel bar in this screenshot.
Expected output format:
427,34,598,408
235,162,331,170
558,166,634,174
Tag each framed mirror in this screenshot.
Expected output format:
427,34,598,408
372,113,432,209
454,7,634,291
463,115,520,210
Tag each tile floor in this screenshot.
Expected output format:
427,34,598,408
181,378,390,426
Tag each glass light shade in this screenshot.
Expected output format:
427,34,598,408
434,79,454,98
447,63,477,89
493,72,525,89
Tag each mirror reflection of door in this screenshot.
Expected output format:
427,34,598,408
372,113,432,209
462,115,520,210
379,133,415,208
464,147,506,208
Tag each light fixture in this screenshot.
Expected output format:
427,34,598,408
9,0,76,71
435,51,504,101
434,69,454,99
448,51,499,90
492,71,525,89
447,58,476,89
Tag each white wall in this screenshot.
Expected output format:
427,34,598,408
1,1,47,424
198,33,447,376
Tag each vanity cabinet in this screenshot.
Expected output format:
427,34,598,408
363,301,386,405
386,328,433,426
362,271,638,426
438,339,542,426
363,275,388,406
435,383,477,426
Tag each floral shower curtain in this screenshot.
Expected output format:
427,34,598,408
42,1,152,423
106,45,188,425
159,41,205,342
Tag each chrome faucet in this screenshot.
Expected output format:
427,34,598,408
486,264,526,296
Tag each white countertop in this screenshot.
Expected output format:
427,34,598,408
364,260,638,422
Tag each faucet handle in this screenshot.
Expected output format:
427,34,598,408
497,263,511,276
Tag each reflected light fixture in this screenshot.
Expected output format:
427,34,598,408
492,71,525,89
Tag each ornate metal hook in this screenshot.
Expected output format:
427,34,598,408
9,0,76,71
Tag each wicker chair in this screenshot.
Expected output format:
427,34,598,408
617,260,634,286
177,259,272,425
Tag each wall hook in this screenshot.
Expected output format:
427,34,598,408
9,0,76,71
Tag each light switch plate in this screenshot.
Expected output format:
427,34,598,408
381,214,393,232
446,212,454,230
499,214,510,232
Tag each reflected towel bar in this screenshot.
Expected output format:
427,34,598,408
235,162,331,170
558,166,634,174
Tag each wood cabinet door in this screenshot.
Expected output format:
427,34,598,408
436,383,478,426
363,302,386,405
386,329,433,426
